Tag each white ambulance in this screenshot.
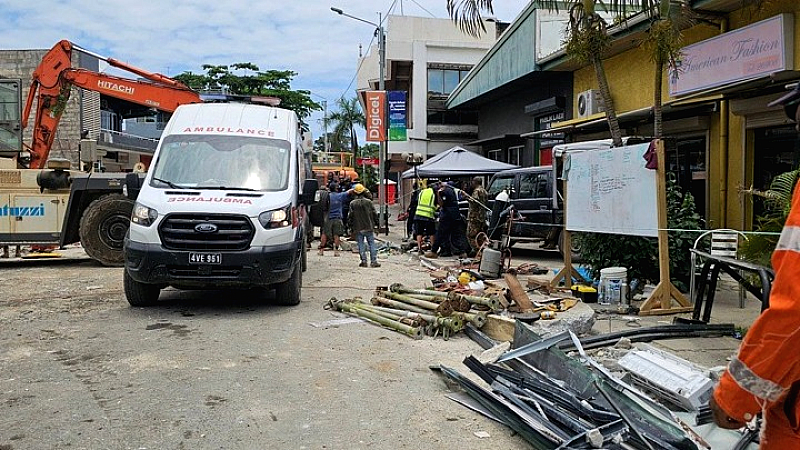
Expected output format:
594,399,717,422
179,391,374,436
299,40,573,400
123,101,318,306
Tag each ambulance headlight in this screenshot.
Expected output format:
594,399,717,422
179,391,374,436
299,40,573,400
131,202,158,227
259,206,291,229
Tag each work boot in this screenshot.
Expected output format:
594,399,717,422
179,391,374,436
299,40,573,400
334,250,341,257
318,249,324,256
359,261,368,267
424,251,438,259
370,261,381,268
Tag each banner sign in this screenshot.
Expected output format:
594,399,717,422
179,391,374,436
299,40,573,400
356,157,380,166
365,91,386,142
388,91,407,141
669,13,793,96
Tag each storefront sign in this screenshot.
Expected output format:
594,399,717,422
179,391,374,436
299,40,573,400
388,91,407,141
536,111,566,148
670,13,793,96
356,157,379,166
365,91,386,142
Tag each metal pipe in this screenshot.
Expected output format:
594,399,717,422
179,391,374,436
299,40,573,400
390,283,449,299
379,291,440,310
371,296,430,314
337,301,423,339
448,291,501,311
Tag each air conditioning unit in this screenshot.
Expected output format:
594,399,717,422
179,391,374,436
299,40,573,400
576,89,603,118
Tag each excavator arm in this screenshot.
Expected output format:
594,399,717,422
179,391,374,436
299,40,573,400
22,40,201,169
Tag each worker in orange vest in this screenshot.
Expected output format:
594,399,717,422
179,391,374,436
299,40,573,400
710,83,800,447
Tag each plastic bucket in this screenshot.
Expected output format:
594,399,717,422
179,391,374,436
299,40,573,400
598,267,627,305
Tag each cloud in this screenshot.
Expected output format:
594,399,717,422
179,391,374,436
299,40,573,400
0,0,524,142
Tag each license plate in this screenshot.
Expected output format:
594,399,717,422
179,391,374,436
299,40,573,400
189,252,221,264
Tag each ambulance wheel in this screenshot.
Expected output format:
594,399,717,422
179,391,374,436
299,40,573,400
80,193,133,267
274,260,302,306
124,270,160,307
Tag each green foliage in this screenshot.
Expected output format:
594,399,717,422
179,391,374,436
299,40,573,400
740,168,800,267
357,143,380,189
173,64,320,130
575,178,704,291
328,97,365,158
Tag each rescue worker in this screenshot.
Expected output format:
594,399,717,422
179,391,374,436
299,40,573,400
347,183,381,268
414,180,438,256
710,83,800,448
427,181,467,258
467,176,488,254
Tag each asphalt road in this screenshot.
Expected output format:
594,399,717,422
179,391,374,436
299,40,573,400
0,243,557,450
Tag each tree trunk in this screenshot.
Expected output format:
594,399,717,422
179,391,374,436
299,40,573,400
654,56,664,139
591,53,623,147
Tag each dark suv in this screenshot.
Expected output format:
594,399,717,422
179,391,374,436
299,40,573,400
484,166,565,251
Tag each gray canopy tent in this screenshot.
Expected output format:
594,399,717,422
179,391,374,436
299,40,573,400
400,146,519,179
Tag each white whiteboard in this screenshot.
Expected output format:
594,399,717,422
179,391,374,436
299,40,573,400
565,143,658,237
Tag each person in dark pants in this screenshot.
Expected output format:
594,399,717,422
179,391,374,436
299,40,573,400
427,181,467,258
406,182,420,239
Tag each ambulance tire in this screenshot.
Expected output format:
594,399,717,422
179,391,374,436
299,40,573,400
124,269,161,307
274,259,302,306
80,193,133,267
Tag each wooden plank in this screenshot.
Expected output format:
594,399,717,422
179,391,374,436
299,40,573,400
481,314,516,342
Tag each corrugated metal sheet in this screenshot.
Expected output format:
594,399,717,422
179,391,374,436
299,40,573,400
447,4,539,108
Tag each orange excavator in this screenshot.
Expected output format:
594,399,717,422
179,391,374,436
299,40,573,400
21,39,202,169
0,40,202,265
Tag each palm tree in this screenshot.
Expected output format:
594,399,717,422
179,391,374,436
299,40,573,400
328,97,365,161
447,0,684,144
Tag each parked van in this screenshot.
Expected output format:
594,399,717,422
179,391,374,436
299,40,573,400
123,101,318,307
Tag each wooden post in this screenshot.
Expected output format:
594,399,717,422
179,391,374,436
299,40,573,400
639,140,692,315
550,177,587,289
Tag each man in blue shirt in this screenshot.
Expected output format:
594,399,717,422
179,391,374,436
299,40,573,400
318,184,349,257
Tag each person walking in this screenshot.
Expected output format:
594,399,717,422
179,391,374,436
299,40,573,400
709,84,800,448
348,183,381,268
318,183,349,257
414,180,438,256
467,176,488,254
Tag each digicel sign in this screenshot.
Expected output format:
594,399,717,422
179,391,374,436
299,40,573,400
365,91,386,142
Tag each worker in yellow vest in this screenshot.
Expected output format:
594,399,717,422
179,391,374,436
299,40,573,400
414,180,438,256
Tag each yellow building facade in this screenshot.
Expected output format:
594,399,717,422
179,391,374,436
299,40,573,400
568,0,800,230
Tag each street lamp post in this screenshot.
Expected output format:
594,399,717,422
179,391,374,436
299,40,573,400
331,7,388,233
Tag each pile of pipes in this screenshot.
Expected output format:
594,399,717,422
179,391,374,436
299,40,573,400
326,282,502,340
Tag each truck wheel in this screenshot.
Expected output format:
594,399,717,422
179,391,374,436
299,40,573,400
558,230,582,263
274,260,302,306
301,235,308,273
124,270,160,306
80,193,133,266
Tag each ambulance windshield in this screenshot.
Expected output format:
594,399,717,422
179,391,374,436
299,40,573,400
150,134,291,191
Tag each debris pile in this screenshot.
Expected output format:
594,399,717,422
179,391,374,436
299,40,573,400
437,322,756,449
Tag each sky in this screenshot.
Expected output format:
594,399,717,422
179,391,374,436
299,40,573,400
1,0,528,145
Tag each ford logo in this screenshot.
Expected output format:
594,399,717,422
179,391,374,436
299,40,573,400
195,223,218,233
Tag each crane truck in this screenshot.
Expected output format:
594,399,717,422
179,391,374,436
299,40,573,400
1,40,202,265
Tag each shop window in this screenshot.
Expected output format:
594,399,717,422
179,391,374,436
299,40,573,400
508,146,522,166
488,149,502,162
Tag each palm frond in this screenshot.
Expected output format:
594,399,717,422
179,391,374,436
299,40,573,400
446,0,493,37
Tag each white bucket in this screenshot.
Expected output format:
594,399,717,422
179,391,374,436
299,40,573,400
598,267,627,305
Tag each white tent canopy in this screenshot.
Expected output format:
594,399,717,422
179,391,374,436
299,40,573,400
400,146,519,179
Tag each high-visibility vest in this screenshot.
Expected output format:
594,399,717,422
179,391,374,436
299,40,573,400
714,181,800,427
415,188,436,219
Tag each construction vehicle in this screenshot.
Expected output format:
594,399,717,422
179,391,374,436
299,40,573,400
1,40,202,265
311,151,358,186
